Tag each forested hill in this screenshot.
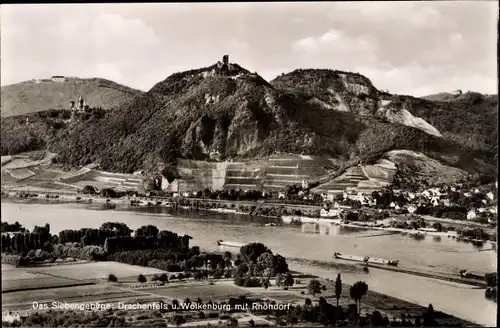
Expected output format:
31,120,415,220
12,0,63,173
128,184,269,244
1,59,496,183
1,77,142,117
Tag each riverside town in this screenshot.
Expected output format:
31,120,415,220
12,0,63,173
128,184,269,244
1,2,497,328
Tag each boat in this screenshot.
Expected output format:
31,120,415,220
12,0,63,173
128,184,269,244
333,252,399,266
264,223,276,227
216,240,245,248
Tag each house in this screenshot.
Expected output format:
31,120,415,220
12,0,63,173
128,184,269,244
466,210,477,220
173,193,179,198
487,192,494,201
182,192,190,197
442,199,450,207
489,207,497,214
278,192,285,199
478,208,486,213
2,311,21,323
320,208,340,217
464,192,471,197
389,202,396,208
421,190,431,198
407,205,417,214
51,75,66,82
162,178,179,192
474,188,480,194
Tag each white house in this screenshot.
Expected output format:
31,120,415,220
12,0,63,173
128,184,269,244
474,188,480,194
431,198,440,206
333,202,340,209
2,312,21,323
394,205,401,211
320,208,340,218
51,75,66,82
467,210,477,220
182,192,190,197
408,192,416,200
487,192,494,201
389,202,396,208
489,207,497,214
407,205,417,214
278,192,286,199
464,192,471,197
478,208,486,213
450,187,456,192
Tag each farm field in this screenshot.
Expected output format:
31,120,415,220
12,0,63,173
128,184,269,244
139,283,257,302
2,276,90,293
28,261,170,280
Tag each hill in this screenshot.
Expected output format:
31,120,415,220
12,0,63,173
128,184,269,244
1,77,142,117
2,58,496,189
46,59,491,176
271,71,498,162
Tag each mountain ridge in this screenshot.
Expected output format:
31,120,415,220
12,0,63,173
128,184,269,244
1,58,497,188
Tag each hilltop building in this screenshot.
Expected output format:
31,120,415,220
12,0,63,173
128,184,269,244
69,96,88,112
51,75,66,82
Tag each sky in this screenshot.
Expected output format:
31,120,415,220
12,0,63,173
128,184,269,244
1,2,498,96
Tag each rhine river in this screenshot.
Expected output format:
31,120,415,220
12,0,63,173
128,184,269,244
1,201,497,326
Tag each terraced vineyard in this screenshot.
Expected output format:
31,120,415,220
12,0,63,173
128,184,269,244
175,155,332,191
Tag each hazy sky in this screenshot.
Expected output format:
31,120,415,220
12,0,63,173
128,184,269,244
1,2,498,96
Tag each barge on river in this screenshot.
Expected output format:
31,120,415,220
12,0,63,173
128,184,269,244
216,240,245,248
333,252,399,266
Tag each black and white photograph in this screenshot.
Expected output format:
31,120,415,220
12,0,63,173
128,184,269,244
0,2,498,327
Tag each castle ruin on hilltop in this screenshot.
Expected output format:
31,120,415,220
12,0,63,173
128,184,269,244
69,96,89,112
216,54,232,75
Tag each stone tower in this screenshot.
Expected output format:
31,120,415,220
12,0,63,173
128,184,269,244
78,96,84,110
223,55,229,65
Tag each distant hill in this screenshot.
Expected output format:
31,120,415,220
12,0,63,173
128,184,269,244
1,59,496,187
1,77,143,117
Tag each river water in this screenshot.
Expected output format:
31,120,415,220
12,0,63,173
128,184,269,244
1,201,497,326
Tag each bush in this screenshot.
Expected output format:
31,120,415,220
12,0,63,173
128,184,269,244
137,274,147,283
108,274,118,282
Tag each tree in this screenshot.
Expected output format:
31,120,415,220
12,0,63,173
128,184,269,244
308,279,322,296
275,273,284,288
239,243,271,263
137,274,147,283
349,281,368,314
108,274,118,282
82,185,97,195
370,310,383,326
422,303,436,326
335,273,342,307
172,314,186,327
284,272,294,289
135,225,159,237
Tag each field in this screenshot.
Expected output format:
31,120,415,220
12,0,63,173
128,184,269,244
28,261,170,281
140,283,256,302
